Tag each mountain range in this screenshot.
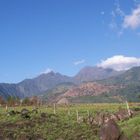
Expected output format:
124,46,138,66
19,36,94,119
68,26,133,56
42,66,140,103
1,66,140,103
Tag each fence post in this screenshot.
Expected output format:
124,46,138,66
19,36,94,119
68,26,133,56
126,101,131,116
54,103,56,114
76,110,79,122
87,110,90,118
5,105,8,112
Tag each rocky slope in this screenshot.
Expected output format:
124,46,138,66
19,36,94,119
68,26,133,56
2,66,140,103
45,67,140,103
63,82,116,97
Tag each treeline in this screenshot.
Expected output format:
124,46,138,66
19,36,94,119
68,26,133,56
0,96,43,107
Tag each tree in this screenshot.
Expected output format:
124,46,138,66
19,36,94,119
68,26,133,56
0,96,5,106
30,96,39,106
14,97,20,106
7,96,16,106
22,97,30,106
6,96,20,106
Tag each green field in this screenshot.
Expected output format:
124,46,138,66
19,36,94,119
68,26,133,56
0,103,140,140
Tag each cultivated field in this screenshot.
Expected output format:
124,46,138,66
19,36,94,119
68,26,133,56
0,103,140,140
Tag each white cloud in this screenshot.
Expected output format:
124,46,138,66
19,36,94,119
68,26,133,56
123,5,140,29
109,19,118,30
74,59,86,66
97,55,140,71
41,68,53,74
109,0,125,36
114,0,125,18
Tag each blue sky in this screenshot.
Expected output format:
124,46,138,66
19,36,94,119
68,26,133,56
0,0,140,83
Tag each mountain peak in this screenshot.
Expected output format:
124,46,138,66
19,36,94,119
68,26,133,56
45,71,56,75
74,66,122,82
41,69,55,74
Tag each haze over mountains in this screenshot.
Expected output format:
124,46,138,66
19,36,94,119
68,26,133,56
74,66,123,82
52,66,140,103
0,66,140,103
0,66,120,98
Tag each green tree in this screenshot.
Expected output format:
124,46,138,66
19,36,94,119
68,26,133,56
0,96,5,106
22,97,30,106
7,96,16,106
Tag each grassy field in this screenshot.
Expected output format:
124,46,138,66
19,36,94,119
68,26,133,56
0,103,140,140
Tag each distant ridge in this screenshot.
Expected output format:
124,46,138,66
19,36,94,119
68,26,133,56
0,71,73,99
74,66,123,82
0,66,127,100
43,66,140,103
